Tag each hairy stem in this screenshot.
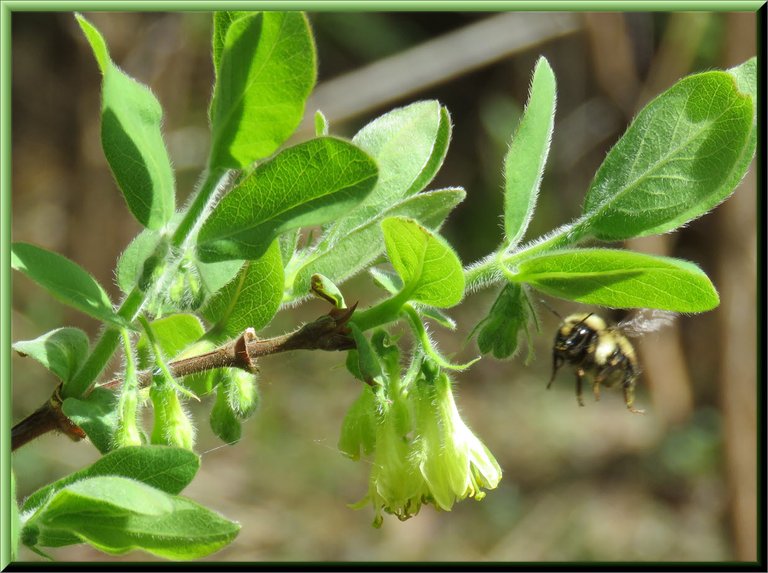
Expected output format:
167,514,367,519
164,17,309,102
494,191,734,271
12,310,355,452
463,218,591,293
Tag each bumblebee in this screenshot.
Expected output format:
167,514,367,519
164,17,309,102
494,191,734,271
547,310,675,414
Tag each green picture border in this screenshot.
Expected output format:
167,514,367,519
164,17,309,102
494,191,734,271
1,1,763,568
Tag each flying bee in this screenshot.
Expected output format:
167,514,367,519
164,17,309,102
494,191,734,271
547,309,676,414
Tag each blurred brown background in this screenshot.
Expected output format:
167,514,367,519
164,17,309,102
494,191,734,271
11,11,758,562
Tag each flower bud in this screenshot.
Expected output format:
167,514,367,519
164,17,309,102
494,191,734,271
338,385,377,460
224,369,260,420
210,383,242,444
150,381,195,450
113,389,143,448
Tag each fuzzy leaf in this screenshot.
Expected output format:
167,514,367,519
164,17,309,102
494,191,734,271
381,217,464,308
285,188,465,302
13,327,90,383
209,12,316,169
323,101,451,244
197,137,378,262
135,314,206,369
77,15,175,230
513,248,719,312
582,68,755,240
12,242,125,327
201,240,283,337
504,56,556,247
61,388,119,454
27,476,238,560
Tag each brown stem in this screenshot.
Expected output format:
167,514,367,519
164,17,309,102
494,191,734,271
12,307,357,452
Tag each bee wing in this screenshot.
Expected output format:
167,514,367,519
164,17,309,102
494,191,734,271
617,309,677,338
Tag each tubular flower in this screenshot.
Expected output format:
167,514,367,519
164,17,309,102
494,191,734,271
344,356,501,526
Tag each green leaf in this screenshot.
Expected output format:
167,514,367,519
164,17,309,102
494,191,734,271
209,12,316,169
201,239,283,338
61,388,119,454
582,69,755,240
286,188,465,302
76,15,175,230
23,445,199,514
504,57,556,247
197,137,378,262
472,283,534,360
728,57,756,102
11,242,126,327
211,11,250,80
12,327,90,383
116,228,165,294
40,476,173,519
323,101,451,244
135,314,206,369
28,476,238,560
513,248,719,312
314,110,329,136
381,217,464,308
195,258,245,297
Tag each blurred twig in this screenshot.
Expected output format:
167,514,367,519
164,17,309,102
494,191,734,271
299,12,581,132
717,13,758,561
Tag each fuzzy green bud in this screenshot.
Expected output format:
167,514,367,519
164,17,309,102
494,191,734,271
114,389,143,448
224,369,260,420
150,381,195,450
210,383,242,444
338,385,377,460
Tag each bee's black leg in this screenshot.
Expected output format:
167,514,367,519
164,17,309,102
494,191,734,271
547,354,563,389
575,369,585,407
623,378,645,414
592,379,602,402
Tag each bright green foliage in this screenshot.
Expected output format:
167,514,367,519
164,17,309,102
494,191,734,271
135,314,206,369
582,69,755,240
504,57,556,247
11,242,125,327
314,110,330,136
381,217,464,308
116,228,165,294
211,11,251,79
201,240,283,338
283,102,456,301
22,475,239,560
327,101,452,241
512,249,719,312
22,446,200,514
208,12,316,169
76,15,175,230
197,137,378,262
12,328,90,383
286,188,465,302
11,9,757,558
62,388,119,454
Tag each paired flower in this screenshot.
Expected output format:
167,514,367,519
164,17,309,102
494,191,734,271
340,355,501,527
